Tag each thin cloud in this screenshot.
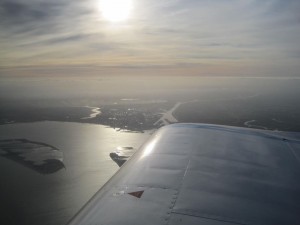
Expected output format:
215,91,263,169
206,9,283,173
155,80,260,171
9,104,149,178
0,0,300,76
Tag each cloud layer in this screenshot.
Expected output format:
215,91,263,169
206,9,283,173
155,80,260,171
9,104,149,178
1,0,300,76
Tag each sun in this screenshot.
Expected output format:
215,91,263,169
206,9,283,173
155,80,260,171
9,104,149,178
99,0,133,22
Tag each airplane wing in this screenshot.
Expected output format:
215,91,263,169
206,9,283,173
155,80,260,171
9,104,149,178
68,123,300,225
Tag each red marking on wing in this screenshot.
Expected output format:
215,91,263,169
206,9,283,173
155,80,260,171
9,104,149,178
128,190,144,198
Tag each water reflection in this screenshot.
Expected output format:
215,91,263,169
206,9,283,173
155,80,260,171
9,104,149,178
0,121,151,225
0,139,65,174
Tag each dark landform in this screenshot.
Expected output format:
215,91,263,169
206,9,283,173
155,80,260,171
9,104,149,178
0,139,65,174
0,97,299,132
0,101,175,132
174,98,300,132
109,147,135,167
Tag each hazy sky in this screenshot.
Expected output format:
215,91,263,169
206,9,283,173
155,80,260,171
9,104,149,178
0,0,300,76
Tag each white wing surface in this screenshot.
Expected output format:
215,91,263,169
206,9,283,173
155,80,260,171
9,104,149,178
68,123,300,225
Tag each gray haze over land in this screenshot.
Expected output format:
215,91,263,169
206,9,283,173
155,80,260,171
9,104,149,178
0,75,299,131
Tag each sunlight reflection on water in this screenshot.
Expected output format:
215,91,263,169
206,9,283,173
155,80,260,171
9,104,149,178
0,121,151,225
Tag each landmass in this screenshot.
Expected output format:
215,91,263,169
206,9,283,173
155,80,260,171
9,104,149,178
0,97,299,132
0,139,64,174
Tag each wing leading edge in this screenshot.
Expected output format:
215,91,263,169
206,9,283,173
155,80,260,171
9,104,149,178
68,123,300,225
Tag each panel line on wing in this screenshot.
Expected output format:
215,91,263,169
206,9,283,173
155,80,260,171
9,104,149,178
183,159,191,178
171,211,250,225
164,152,194,224
285,141,300,164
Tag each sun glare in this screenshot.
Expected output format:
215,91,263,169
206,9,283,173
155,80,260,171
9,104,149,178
99,0,133,22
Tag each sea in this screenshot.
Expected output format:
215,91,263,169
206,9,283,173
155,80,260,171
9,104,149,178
0,121,152,225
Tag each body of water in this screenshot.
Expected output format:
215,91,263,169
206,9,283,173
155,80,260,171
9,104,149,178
0,121,151,225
